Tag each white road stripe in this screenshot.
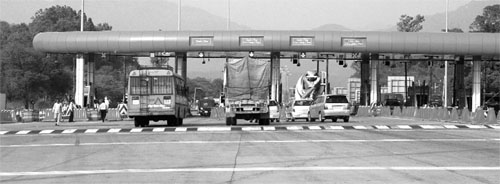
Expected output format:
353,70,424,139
108,128,121,133
242,127,261,131
262,126,275,131
353,126,368,130
308,126,322,130
329,126,344,130
287,126,303,131
397,125,412,129
198,127,231,132
0,131,8,135
465,125,486,129
375,125,390,129
62,129,77,134
3,138,497,148
16,130,31,135
175,127,187,132
443,125,458,129
130,128,143,133
152,128,165,132
1,166,499,176
84,129,98,133
420,125,440,129
489,125,500,129
39,130,54,134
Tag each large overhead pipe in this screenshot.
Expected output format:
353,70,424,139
33,31,499,56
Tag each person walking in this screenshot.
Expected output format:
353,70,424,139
68,100,77,122
99,99,109,122
52,99,62,126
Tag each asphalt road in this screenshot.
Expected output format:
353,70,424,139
1,117,499,183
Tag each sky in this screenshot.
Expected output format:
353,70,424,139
0,0,478,89
1,0,475,31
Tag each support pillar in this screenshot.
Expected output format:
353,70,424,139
360,53,370,106
472,57,481,112
270,52,280,101
175,52,187,80
370,54,379,104
86,54,95,107
454,56,466,109
75,54,84,107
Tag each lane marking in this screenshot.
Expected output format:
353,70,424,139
0,131,7,135
198,127,231,132
443,125,458,129
16,130,30,135
287,126,303,131
2,138,498,148
466,125,486,129
39,130,54,134
108,128,121,133
85,129,98,133
353,126,368,130
308,126,322,130
152,128,165,132
62,129,77,134
329,126,344,130
397,125,412,129
262,126,275,131
175,127,187,132
1,166,499,176
130,128,143,133
242,127,261,131
375,125,390,130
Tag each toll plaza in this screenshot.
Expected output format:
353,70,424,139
33,30,499,111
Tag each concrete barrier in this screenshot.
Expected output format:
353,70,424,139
460,108,471,123
487,108,497,124
473,108,485,124
0,110,15,123
450,107,459,122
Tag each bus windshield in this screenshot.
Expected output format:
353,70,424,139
130,76,173,95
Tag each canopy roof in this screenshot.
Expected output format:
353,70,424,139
33,31,500,57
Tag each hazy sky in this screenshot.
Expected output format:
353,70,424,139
1,0,475,31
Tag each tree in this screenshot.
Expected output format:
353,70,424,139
0,5,113,109
441,28,464,32
470,4,500,33
397,14,425,32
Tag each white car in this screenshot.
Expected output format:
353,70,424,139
290,99,313,121
309,95,351,122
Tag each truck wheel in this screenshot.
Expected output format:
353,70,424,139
167,118,177,126
343,117,350,122
226,117,233,126
332,118,337,122
259,119,270,125
178,118,183,126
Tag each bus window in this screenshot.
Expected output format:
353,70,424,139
152,77,173,94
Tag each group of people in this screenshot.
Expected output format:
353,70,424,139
52,97,112,126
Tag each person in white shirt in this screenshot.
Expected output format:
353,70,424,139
99,99,109,122
52,99,62,126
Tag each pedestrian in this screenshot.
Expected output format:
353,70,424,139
99,99,109,122
68,99,77,122
52,99,62,126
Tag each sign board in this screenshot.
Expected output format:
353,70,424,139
240,36,264,46
290,37,314,46
341,37,367,47
190,37,214,46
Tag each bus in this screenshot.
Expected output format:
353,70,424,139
127,68,189,127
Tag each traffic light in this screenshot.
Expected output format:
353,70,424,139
338,54,344,65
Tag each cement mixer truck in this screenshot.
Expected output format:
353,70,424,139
223,56,272,126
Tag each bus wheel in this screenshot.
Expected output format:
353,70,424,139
134,118,140,127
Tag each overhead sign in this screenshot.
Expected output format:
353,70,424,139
190,37,214,46
240,36,264,46
290,37,314,46
341,37,367,47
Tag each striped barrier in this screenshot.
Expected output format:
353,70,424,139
460,108,471,123
487,108,497,124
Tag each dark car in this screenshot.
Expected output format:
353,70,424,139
198,98,216,117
